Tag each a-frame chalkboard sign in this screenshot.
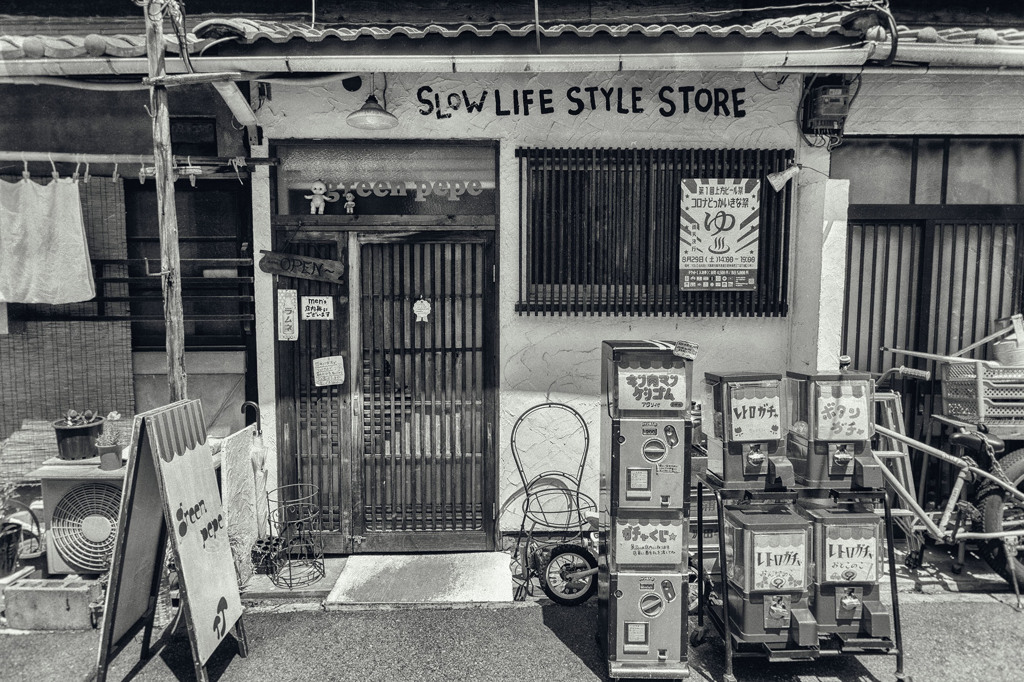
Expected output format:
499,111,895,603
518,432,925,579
94,400,248,682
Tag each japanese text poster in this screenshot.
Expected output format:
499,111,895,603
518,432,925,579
313,355,346,387
616,368,688,411
823,525,879,583
278,289,298,341
301,295,334,320
615,518,685,566
679,178,761,291
752,532,808,591
729,384,781,442
815,382,871,441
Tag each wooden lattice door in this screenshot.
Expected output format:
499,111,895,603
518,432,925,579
354,231,496,552
274,235,351,553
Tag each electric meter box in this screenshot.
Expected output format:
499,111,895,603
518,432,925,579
704,372,787,488
720,506,817,646
797,505,891,639
602,340,694,420
600,571,689,679
784,372,882,489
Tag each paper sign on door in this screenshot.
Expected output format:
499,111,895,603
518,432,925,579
313,355,345,387
278,289,298,341
301,295,334,320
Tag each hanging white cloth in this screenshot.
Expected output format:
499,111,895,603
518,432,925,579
0,177,95,304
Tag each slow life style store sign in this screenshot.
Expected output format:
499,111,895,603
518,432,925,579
679,178,761,291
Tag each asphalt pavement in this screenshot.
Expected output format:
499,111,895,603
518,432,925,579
2,591,1023,682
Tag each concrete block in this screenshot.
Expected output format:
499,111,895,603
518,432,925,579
4,576,101,630
0,566,35,607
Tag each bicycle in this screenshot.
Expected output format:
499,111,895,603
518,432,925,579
866,361,1024,600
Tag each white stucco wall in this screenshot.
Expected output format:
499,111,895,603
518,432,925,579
845,74,1024,136
251,71,834,532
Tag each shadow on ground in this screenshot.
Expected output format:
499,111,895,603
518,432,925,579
541,603,607,679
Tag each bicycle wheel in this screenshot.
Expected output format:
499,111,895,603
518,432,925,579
978,448,1024,587
540,544,597,606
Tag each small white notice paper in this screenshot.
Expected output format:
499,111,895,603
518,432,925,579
313,355,345,387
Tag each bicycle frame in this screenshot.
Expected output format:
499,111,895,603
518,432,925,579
873,424,1024,544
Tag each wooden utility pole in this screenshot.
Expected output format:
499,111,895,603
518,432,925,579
143,0,187,402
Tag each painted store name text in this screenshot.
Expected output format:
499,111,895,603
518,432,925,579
417,84,748,119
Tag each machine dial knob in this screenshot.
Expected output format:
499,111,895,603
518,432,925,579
642,439,667,462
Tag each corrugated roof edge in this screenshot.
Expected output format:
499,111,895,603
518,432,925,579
1,12,1024,64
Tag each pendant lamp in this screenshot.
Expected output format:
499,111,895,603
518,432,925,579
347,74,399,130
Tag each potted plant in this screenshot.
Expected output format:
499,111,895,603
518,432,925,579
53,408,105,461
96,430,124,471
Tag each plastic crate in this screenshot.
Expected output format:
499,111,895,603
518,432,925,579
940,361,1024,422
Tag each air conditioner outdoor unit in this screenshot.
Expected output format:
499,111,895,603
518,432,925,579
38,464,124,575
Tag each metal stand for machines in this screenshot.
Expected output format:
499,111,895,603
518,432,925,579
693,477,909,682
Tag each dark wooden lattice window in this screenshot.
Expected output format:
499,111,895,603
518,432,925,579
516,147,794,316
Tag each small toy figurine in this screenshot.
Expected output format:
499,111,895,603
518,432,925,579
304,180,340,215
344,192,356,214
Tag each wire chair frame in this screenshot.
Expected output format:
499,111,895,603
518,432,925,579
508,402,597,598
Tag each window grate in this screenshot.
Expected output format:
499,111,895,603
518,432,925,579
516,147,793,317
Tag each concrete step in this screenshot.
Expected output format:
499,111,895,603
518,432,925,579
324,552,514,610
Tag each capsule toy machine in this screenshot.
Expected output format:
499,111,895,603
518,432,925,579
795,505,892,650
599,340,695,680
784,372,882,490
717,506,818,655
704,373,792,490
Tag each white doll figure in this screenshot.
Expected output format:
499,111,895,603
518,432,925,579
304,180,340,215
344,192,356,214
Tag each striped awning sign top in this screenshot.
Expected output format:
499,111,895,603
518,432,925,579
825,525,878,541
756,532,807,549
731,385,780,401
823,381,867,399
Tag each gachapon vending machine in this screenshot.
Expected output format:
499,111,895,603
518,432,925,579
599,340,695,680
784,371,882,490
704,372,792,490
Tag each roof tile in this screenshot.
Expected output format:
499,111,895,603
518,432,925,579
2,12,1024,63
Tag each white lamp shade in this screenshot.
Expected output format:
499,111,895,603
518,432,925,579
346,94,399,130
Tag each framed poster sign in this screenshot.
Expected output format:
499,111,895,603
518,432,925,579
679,178,761,291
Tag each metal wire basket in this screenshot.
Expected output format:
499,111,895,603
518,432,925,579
267,484,326,588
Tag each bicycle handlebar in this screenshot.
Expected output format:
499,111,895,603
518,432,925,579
876,365,931,388
898,366,931,381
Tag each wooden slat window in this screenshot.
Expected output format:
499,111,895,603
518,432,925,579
516,147,793,316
